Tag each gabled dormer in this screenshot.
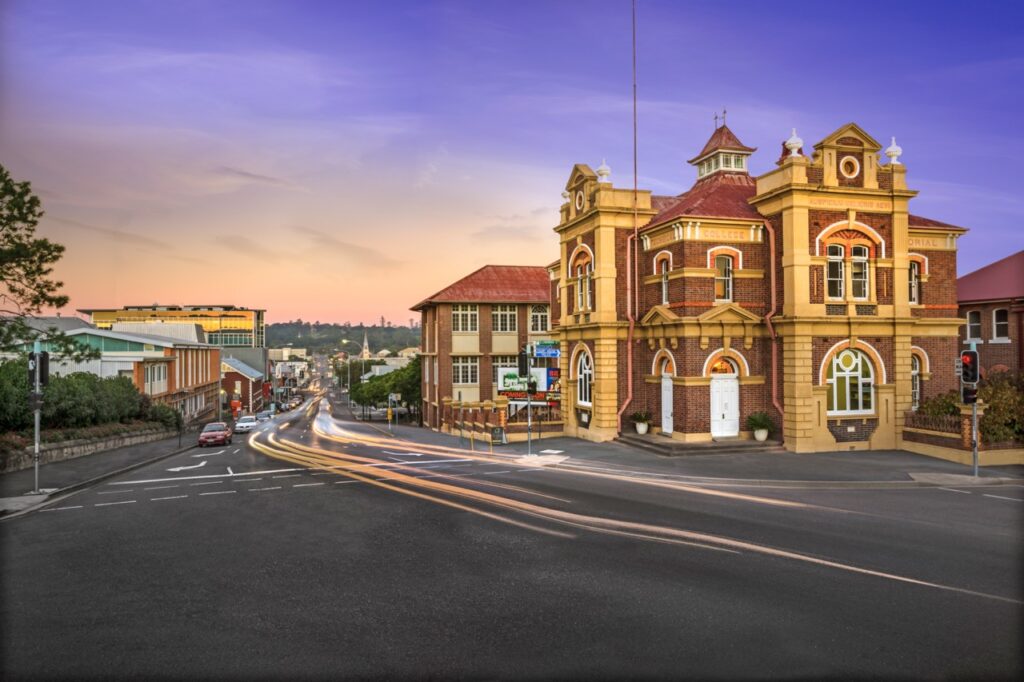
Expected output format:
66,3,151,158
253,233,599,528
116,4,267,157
688,125,757,180
810,123,883,189
560,163,598,223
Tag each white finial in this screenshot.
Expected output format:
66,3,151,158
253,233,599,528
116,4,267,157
885,136,902,165
785,128,803,157
596,158,611,183
561,190,570,201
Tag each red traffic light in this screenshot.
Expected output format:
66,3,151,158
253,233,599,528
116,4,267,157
960,350,979,384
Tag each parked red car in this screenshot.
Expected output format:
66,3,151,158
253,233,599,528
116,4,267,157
198,422,232,447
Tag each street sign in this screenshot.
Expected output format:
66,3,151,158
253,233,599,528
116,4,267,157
533,342,560,358
389,393,401,402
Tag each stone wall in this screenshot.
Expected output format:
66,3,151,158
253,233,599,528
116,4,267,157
2,428,176,474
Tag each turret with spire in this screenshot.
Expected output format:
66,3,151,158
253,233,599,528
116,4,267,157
359,330,371,360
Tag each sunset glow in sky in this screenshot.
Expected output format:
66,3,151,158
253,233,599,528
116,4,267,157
2,1,1022,324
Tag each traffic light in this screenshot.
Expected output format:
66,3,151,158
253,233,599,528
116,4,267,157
518,348,530,378
962,385,978,405
527,378,538,396
27,351,50,388
960,350,979,384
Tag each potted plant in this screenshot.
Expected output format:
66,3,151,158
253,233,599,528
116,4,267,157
630,411,653,435
745,411,775,442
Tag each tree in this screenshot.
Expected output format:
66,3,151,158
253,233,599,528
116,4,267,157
0,164,95,361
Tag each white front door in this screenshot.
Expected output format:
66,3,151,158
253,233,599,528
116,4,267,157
661,373,673,435
710,376,739,438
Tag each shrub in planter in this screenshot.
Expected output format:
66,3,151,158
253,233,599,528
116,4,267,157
745,412,775,441
629,411,653,435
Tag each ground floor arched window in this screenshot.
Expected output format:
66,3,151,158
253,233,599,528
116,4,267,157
576,350,593,406
826,348,874,415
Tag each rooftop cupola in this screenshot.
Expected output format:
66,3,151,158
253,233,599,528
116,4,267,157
687,124,757,179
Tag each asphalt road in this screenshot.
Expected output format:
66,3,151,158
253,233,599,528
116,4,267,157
1,392,1021,680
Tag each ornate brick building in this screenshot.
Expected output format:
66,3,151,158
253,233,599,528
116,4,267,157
958,250,1023,376
552,122,966,452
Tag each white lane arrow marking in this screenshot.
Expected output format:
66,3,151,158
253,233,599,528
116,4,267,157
167,460,208,472
191,450,225,458
516,454,569,466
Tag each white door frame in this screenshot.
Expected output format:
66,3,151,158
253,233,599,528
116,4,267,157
710,374,739,438
661,373,673,435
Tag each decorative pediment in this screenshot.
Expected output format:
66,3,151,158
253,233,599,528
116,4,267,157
565,164,597,191
639,305,681,326
814,123,881,153
696,303,762,324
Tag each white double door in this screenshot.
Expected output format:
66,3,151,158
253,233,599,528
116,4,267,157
710,375,739,438
661,373,673,435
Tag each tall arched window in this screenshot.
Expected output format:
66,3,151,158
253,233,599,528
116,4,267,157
714,255,733,302
530,305,549,332
826,349,874,415
827,244,845,299
851,245,869,299
909,261,921,304
910,354,921,411
574,259,593,311
659,258,670,304
576,351,593,406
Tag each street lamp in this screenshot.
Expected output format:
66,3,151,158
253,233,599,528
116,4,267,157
338,339,365,407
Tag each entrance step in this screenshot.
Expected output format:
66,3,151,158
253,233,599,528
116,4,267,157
617,432,785,457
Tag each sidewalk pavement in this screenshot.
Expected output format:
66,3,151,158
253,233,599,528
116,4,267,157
335,397,1024,487
0,435,194,515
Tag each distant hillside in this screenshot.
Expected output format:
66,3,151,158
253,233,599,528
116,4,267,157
267,321,420,354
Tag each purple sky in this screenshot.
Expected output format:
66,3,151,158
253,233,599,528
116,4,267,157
2,0,1022,324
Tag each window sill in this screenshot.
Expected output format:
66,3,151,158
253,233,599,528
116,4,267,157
963,339,984,345
826,412,876,419
989,338,1012,344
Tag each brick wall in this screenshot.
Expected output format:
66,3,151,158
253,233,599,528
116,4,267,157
959,301,1022,375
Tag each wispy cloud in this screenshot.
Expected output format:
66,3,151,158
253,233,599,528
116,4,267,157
290,226,404,269
214,166,294,188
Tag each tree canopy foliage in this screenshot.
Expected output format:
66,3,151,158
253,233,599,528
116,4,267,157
348,356,422,420
267,320,419,355
0,164,95,360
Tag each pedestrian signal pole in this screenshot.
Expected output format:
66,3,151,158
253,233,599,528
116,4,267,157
960,347,980,477
28,342,49,494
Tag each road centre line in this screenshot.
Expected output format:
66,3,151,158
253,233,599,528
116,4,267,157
97,489,135,495
143,485,178,491
111,467,303,485
293,482,325,487
483,470,511,475
39,506,83,512
272,474,301,479
200,490,236,496
95,500,136,507
190,481,222,486
249,486,282,492
983,494,1023,502
939,487,971,494
152,495,188,501
234,478,263,483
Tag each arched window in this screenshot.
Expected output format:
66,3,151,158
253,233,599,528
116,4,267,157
851,245,869,299
910,354,921,411
710,357,737,375
574,258,593,311
909,261,921,304
530,305,549,332
714,255,733,302
576,351,593,406
826,349,874,415
659,258,670,304
827,244,845,299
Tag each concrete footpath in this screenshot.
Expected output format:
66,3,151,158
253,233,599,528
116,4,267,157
0,435,194,515
340,400,1024,488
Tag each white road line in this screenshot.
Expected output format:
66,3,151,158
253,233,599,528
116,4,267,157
293,482,325,488
190,481,222,486
311,472,331,476
983,494,1023,502
233,448,240,454
97,490,135,495
95,500,136,507
144,485,179,491
152,495,188,501
192,452,225,457
234,478,263,483
483,470,511,475
334,480,358,485
110,467,302,485
249,486,282,492
272,474,301,479
39,506,83,512
200,490,236,496
939,487,971,494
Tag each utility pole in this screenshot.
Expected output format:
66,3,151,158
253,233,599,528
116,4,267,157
30,340,42,494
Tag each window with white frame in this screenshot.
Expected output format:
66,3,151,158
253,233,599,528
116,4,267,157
433,358,438,385
714,255,733,302
993,309,1009,340
575,261,593,311
966,311,982,340
659,258,670,304
909,261,921,304
851,245,870,299
576,351,593,406
530,305,549,332
452,356,478,385
492,355,517,384
826,349,874,415
826,244,845,299
452,304,478,332
425,360,430,386
910,354,921,411
492,305,517,333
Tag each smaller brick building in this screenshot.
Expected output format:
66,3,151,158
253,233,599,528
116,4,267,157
958,250,1024,376
412,265,557,432
221,356,265,417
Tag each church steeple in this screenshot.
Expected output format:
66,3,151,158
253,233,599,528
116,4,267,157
359,330,371,360
687,124,757,180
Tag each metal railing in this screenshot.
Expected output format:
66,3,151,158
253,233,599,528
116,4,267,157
904,411,959,433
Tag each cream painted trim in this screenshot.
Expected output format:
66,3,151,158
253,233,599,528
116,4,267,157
701,348,751,376
910,345,930,374
707,245,743,269
818,339,887,385
651,348,676,376
908,252,929,275
816,220,887,258
568,243,595,267
653,249,673,270
733,270,764,279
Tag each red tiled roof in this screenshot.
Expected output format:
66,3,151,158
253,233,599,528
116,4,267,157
687,125,756,164
958,250,1024,303
908,214,966,231
411,265,550,310
644,172,761,229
